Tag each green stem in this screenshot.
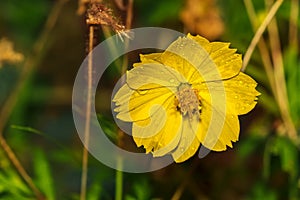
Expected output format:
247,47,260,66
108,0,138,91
115,157,123,200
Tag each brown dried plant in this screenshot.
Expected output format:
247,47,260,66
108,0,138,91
0,38,24,67
180,0,224,40
86,2,132,41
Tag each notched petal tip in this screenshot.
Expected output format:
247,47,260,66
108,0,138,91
187,34,210,44
202,137,237,152
133,53,163,67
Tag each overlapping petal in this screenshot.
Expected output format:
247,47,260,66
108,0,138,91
192,71,259,150
187,34,242,81
194,94,240,151
113,63,186,122
114,63,187,155
133,35,242,84
133,103,182,155
171,116,201,162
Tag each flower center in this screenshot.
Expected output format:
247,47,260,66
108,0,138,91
176,83,201,120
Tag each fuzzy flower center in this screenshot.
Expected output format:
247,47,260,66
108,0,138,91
176,83,201,119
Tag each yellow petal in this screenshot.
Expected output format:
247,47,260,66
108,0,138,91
172,117,201,162
132,104,168,139
133,103,182,155
193,71,259,151
134,35,243,83
195,72,260,116
200,109,239,151
113,63,187,122
161,37,214,82
187,34,242,80
126,63,186,90
173,136,200,163
223,72,260,115
125,85,175,122
195,88,240,151
187,33,210,47
133,53,163,67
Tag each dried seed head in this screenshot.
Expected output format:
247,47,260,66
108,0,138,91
87,3,111,25
176,83,201,119
86,3,123,29
86,2,133,41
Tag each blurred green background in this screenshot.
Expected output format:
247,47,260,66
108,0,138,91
0,0,299,199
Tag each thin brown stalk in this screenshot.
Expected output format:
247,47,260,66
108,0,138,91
289,0,299,51
265,0,298,142
243,0,277,100
171,181,187,200
242,0,284,71
0,0,68,199
125,0,134,34
120,0,133,75
114,0,127,10
170,158,200,200
80,25,94,200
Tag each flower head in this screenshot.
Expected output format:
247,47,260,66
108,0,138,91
113,34,259,162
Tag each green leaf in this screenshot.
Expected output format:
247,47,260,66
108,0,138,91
263,137,272,179
10,125,80,165
87,181,102,200
247,181,277,200
97,114,118,142
0,172,32,199
273,136,299,180
264,136,299,180
125,195,136,200
130,179,152,200
33,148,56,200
237,133,264,159
135,0,182,25
0,153,33,199
284,47,300,126
10,125,44,135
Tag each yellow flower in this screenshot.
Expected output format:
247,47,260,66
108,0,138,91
113,34,260,163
